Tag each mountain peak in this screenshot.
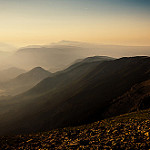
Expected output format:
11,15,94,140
26,67,51,79
31,66,44,71
29,67,48,73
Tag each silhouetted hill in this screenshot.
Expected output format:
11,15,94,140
0,67,25,82
10,41,150,72
13,45,87,72
0,109,149,149
0,56,150,136
0,67,52,96
54,56,114,75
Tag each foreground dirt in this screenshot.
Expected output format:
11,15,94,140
0,109,150,150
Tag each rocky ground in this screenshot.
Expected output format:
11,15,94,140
0,109,150,150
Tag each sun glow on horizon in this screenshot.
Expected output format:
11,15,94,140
0,0,150,47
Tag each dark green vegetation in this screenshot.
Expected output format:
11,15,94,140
0,109,149,149
0,56,150,137
0,67,52,96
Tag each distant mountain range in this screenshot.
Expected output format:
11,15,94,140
7,41,150,72
0,56,150,136
0,67,52,96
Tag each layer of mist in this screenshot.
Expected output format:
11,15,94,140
0,41,150,73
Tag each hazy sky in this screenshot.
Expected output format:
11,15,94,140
0,0,150,46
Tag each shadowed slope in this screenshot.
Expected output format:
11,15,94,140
0,67,52,96
103,80,150,118
0,109,150,149
0,56,150,136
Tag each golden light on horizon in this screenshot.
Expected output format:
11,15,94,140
0,0,150,47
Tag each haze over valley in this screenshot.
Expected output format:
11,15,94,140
0,41,150,72
0,0,150,149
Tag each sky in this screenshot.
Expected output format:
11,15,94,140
0,0,150,47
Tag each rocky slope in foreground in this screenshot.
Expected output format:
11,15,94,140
0,109,149,150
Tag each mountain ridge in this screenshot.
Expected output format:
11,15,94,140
0,67,52,96
0,56,149,136
9,41,150,71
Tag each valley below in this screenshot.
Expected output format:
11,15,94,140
0,55,150,149
1,0,150,149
